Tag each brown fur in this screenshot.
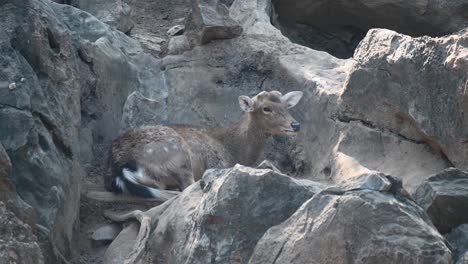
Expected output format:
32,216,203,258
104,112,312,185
104,91,302,194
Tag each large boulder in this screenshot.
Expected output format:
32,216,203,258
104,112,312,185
249,173,452,264
105,164,324,263
185,0,243,46
414,168,468,234
340,28,468,170
0,0,162,258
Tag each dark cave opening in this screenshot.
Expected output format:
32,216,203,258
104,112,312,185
271,0,468,59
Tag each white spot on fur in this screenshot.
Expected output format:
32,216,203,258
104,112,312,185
163,147,169,152
147,148,154,154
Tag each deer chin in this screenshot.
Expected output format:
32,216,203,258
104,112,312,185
282,129,298,135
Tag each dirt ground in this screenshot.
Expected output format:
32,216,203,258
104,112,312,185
71,0,191,262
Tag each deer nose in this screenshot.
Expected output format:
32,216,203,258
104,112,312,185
291,122,300,132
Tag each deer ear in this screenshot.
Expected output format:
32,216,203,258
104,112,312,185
239,95,255,112
281,91,303,108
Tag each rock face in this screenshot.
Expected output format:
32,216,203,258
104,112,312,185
0,202,45,264
106,165,324,264
0,0,162,258
414,168,468,234
67,0,134,33
446,224,468,264
0,143,44,264
249,173,452,264
340,29,468,171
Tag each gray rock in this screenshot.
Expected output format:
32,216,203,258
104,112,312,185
446,224,468,264
249,175,452,264
0,0,163,258
340,29,468,170
113,164,323,263
167,35,191,55
335,171,392,192
91,223,122,242
185,0,242,46
67,0,134,33
413,168,468,234
256,160,281,173
120,91,167,131
167,25,185,37
0,144,44,264
132,32,165,57
0,202,45,264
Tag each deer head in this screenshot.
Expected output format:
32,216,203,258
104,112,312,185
238,90,303,135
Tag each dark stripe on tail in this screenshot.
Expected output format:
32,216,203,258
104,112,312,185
110,160,156,198
112,174,156,198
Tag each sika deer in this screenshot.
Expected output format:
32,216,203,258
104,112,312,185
104,90,303,199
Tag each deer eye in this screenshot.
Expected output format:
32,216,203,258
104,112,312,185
263,107,272,113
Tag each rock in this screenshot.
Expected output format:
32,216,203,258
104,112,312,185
250,174,452,264
185,0,242,46
340,29,468,170
256,160,281,173
167,35,191,55
446,224,468,264
8,82,16,91
335,171,392,192
131,32,165,57
0,0,163,258
91,223,122,242
167,24,185,37
413,168,468,234
67,0,134,33
108,164,324,263
330,120,449,193
0,144,44,264
0,202,45,264
103,223,139,264
120,91,167,130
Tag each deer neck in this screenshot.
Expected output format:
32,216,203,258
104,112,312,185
212,114,269,166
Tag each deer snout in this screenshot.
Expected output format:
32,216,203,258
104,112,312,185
291,121,300,132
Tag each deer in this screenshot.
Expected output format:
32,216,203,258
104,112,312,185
104,90,303,200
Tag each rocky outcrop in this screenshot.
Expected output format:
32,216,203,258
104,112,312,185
0,202,45,264
0,143,44,264
66,0,134,33
0,0,162,258
340,29,468,171
105,165,324,263
414,168,468,234
446,224,468,264
250,173,452,264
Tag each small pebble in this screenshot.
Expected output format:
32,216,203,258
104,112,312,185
20,77,25,82
8,82,16,91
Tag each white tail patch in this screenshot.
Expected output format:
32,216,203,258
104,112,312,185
121,167,176,199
